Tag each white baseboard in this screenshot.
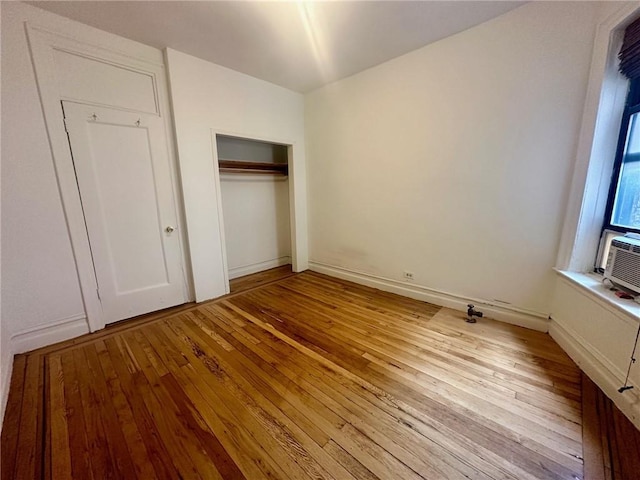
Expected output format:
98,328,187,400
0,347,13,430
11,314,90,355
550,319,640,430
228,256,291,280
1,313,89,429
308,261,549,332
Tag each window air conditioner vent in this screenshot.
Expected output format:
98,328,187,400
605,237,640,295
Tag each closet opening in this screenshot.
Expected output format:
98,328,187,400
215,134,293,293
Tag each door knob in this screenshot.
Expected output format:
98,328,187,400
165,226,175,233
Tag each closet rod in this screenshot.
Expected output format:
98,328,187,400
218,160,288,175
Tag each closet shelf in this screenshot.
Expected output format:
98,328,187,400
218,160,288,176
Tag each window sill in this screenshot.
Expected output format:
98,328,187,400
554,269,640,323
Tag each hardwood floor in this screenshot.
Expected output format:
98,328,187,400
0,271,613,479
229,265,294,293
582,374,640,480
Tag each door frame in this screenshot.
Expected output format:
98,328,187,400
27,24,191,332
210,129,303,293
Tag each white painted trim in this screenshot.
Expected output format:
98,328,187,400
309,261,549,332
26,23,191,331
0,350,13,430
210,129,305,290
27,26,163,116
161,49,195,304
555,270,640,324
229,256,292,280
26,24,104,332
550,319,640,430
556,3,640,271
288,144,306,273
26,23,164,68
210,127,296,149
210,130,231,295
10,314,90,355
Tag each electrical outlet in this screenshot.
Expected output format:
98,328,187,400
403,271,414,280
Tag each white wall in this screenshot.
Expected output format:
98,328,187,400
221,176,291,279
1,2,86,339
556,2,639,272
165,48,307,301
1,3,91,412
0,3,309,427
0,21,5,416
305,2,600,320
0,1,181,425
549,2,640,431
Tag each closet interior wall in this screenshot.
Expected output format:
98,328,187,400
217,136,292,280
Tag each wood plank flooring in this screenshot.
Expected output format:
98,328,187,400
0,271,606,479
581,374,640,480
229,264,294,293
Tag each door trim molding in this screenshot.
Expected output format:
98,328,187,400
27,24,104,332
210,129,303,293
26,23,190,332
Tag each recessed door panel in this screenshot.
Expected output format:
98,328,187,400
63,102,185,323
85,122,168,293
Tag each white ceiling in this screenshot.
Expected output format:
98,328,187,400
28,1,524,93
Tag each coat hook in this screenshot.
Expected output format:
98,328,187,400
135,119,141,127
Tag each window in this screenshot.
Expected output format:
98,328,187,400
604,78,640,235
604,79,640,233
597,78,640,270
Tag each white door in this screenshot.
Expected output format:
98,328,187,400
63,102,186,324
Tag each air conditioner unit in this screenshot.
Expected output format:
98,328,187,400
604,236,640,295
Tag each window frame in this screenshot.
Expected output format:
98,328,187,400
602,77,640,236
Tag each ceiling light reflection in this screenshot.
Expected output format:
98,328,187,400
297,1,331,81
